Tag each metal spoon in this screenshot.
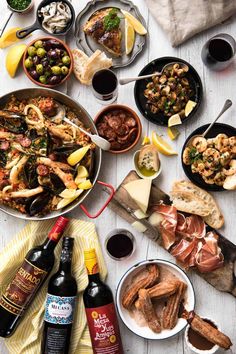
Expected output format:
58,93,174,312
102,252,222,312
63,117,111,151
186,99,232,148
119,62,189,85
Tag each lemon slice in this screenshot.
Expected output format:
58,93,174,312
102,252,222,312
125,19,135,55
141,135,150,145
76,165,89,179
152,131,178,156
57,195,79,210
167,127,180,140
6,44,26,78
75,177,87,185
78,179,93,190
67,145,90,166
0,27,22,49
185,100,197,117
121,10,147,35
168,114,182,127
59,189,83,199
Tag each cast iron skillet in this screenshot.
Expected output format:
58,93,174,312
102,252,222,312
134,57,203,126
182,123,236,191
16,0,75,39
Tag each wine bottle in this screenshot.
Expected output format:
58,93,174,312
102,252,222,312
0,216,69,338
41,237,77,354
83,249,123,354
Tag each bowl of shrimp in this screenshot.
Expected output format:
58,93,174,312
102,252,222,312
182,123,236,191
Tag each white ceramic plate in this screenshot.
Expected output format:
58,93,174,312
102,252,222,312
116,259,195,340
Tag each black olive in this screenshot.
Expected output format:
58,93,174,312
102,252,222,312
32,55,40,66
47,75,62,85
44,39,63,50
29,69,39,80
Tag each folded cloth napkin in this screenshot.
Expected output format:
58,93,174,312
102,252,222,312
0,219,107,354
146,0,236,46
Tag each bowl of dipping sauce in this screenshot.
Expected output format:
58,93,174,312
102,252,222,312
7,0,34,13
133,144,162,180
185,317,219,353
105,229,135,261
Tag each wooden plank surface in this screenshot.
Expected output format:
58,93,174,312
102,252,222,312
0,0,236,353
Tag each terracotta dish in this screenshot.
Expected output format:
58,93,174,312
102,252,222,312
94,104,142,154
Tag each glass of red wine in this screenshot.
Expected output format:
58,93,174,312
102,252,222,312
105,229,135,261
201,33,236,71
92,69,118,104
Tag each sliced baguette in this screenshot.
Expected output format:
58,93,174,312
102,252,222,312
72,49,90,85
171,190,210,217
172,180,224,229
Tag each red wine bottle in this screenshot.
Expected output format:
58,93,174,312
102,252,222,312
0,216,69,338
83,249,124,354
41,237,77,354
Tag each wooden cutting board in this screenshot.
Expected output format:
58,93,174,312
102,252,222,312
106,170,236,297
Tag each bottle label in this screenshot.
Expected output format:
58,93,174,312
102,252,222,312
0,259,47,316
45,294,76,325
44,327,68,354
84,255,99,275
48,216,69,242
85,303,123,354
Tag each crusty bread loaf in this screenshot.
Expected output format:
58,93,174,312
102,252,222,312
72,49,112,85
171,180,224,229
171,190,210,217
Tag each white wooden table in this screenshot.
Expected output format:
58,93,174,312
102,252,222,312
0,0,236,353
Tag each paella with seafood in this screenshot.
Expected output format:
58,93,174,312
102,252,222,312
0,96,95,216
182,134,236,189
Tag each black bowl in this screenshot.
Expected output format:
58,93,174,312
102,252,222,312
134,57,203,126
182,123,236,191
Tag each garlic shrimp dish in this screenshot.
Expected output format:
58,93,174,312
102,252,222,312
0,96,95,216
182,133,236,189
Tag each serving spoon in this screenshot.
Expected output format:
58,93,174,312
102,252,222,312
186,99,232,148
119,61,189,85
63,117,111,151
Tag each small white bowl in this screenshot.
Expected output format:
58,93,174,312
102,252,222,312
185,317,220,354
133,150,162,180
116,259,195,340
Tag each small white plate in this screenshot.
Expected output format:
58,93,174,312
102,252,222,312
116,259,195,340
133,150,162,180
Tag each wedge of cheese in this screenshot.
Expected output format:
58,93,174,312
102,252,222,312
124,179,152,214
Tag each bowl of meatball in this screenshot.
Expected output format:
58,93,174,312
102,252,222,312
23,36,73,87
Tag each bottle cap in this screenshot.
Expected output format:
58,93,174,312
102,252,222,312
48,216,69,242
84,248,99,275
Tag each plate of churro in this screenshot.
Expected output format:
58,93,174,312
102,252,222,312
116,259,195,340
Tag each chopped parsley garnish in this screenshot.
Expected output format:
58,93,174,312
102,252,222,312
189,147,202,163
104,8,121,31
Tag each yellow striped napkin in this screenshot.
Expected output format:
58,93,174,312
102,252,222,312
0,219,107,354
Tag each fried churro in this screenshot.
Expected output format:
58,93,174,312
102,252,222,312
138,289,161,333
122,264,159,309
162,281,187,329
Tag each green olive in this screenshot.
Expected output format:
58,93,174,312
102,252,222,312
51,66,62,75
62,55,71,65
27,46,37,57
37,48,46,58
34,40,43,48
39,75,47,84
61,66,69,75
24,57,33,69
36,64,44,75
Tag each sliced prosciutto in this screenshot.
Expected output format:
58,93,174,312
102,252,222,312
152,204,177,250
153,203,224,273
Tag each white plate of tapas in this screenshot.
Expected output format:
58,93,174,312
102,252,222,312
116,259,195,340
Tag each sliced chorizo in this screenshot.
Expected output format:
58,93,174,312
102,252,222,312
0,141,10,150
107,116,122,130
116,124,130,136
125,116,136,127
18,137,32,148
128,128,138,143
37,164,50,176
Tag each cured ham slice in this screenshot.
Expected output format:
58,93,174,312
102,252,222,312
196,232,224,273
176,215,205,239
171,239,197,264
152,204,177,249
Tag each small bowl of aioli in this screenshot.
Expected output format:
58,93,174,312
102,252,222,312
133,149,162,180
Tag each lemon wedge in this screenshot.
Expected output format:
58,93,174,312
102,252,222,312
125,19,135,55
168,114,182,127
78,179,93,190
167,127,180,140
6,44,26,78
0,27,22,49
121,10,147,35
141,135,150,145
57,195,80,210
76,165,89,179
152,131,178,156
185,100,197,117
67,145,90,166
59,189,83,199
75,177,87,185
